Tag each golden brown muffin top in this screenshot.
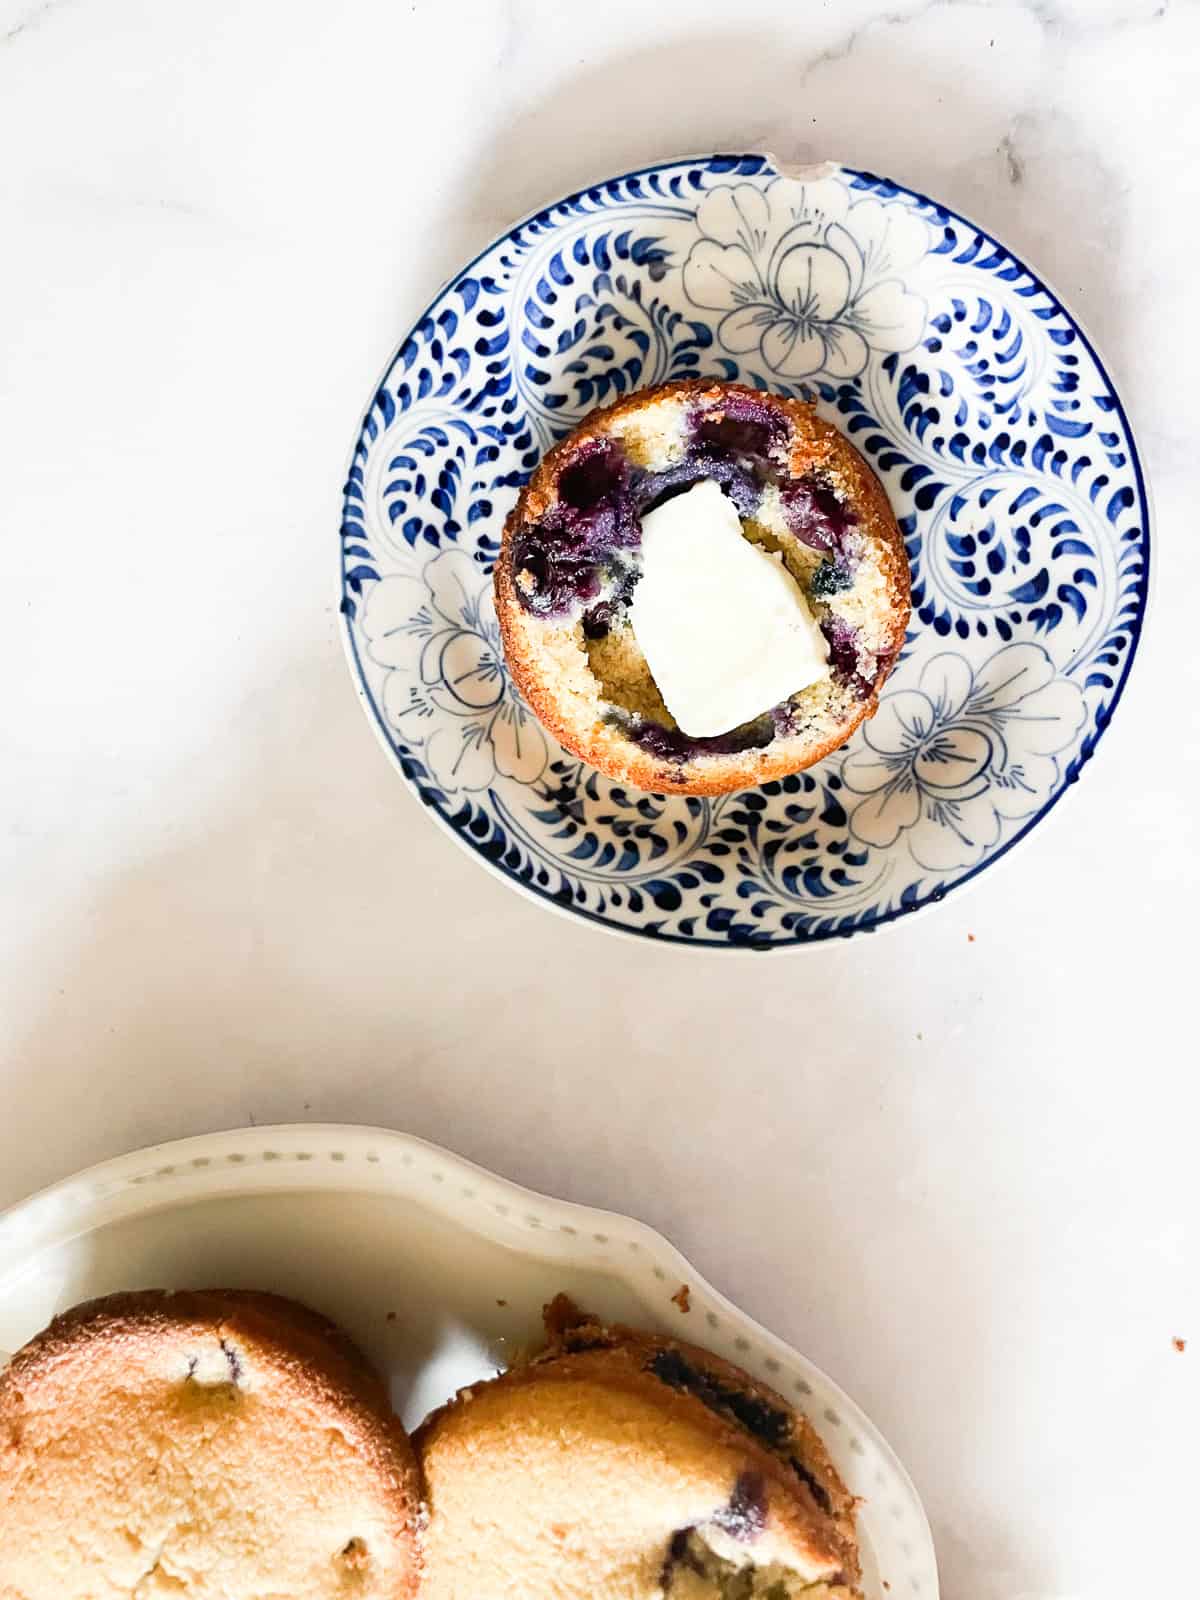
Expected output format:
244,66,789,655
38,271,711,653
0,1289,420,1600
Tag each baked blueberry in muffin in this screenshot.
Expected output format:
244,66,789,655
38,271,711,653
415,1295,861,1600
495,380,910,796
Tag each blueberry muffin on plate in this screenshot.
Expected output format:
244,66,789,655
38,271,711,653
495,380,909,796
415,1295,860,1600
0,1289,421,1599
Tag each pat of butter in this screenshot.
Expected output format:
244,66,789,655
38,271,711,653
629,479,830,738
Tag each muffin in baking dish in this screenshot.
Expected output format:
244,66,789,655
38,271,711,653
494,380,909,797
0,1289,421,1599
415,1294,860,1600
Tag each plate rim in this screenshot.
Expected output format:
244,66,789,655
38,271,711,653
0,1121,939,1598
338,151,1153,953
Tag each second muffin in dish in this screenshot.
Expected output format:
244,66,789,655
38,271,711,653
416,1295,860,1600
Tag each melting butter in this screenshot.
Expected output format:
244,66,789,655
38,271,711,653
629,480,829,738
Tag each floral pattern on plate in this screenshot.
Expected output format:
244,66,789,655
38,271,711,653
340,156,1150,949
362,549,549,793
842,643,1086,870
682,178,928,381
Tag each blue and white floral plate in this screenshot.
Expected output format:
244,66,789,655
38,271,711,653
340,155,1149,950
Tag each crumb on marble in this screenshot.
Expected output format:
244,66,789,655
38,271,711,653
1173,1336,1187,1353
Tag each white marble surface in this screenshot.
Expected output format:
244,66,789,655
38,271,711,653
1,1,1197,1594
